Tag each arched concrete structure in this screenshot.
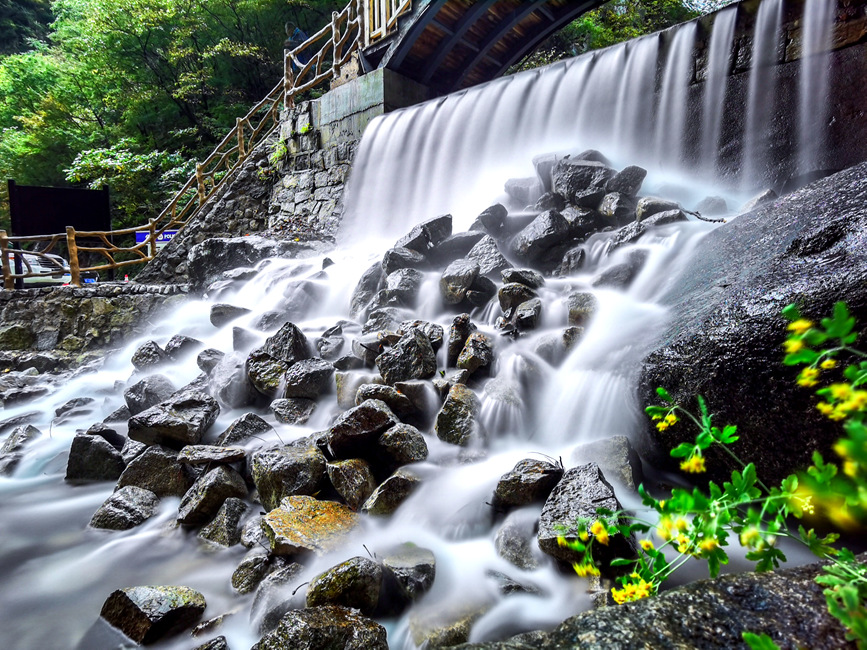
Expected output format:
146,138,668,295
361,0,607,94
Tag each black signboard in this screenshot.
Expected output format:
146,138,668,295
8,180,111,236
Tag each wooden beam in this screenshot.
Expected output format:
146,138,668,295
420,0,498,84
383,0,448,70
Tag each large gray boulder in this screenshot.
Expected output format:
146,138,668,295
455,557,859,649
100,585,206,645
216,412,274,446
253,605,387,650
639,163,867,484
440,259,481,305
123,375,176,416
326,399,397,458
435,384,481,447
376,329,437,385
491,459,563,509
509,210,572,264
116,445,196,498
90,486,160,530
396,214,453,253
65,433,126,484
177,465,248,526
306,556,383,615
283,358,335,399
127,390,220,449
251,442,327,511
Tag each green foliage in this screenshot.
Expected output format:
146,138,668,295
562,302,867,646
0,0,52,55
0,0,341,232
742,632,781,650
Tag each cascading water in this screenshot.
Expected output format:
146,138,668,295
653,22,698,170
0,2,844,648
701,6,738,175
798,0,833,176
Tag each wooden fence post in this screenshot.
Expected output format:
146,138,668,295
285,52,295,110
195,164,206,206
148,221,157,259
332,11,341,77
66,226,81,287
0,230,12,290
236,118,246,159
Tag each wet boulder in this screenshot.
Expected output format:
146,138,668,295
492,459,563,509
131,341,167,371
509,210,572,264
361,467,421,516
90,486,160,531
336,371,382,409
350,262,385,318
435,384,481,447
534,192,567,212
362,307,407,335
0,424,41,475
116,445,196,498
283,358,334,400
514,298,543,330
501,268,544,289
164,335,202,361
606,165,647,196
383,268,425,307
306,556,383,615
599,192,637,226
65,432,126,484
253,605,387,650
245,350,289,398
571,435,643,491
740,188,778,212
327,459,378,511
477,204,508,237
467,236,509,277
262,495,360,555
498,283,537,314
177,465,248,526
209,304,251,328
198,497,248,547
381,544,436,610
428,231,487,265
636,196,680,221
538,463,635,570
196,348,225,375
100,585,206,645
216,412,274,446
85,422,125,451
534,327,585,365
251,442,327,511
567,291,598,327
695,195,728,216
124,375,176,416
271,398,317,425
231,548,275,594
316,333,345,361
552,158,615,203
260,322,310,366
209,352,260,408
382,247,427,276
465,275,497,307
398,320,444,352
396,214,453,253
505,176,544,207
375,330,437,385
440,259,481,305
447,314,476,366
376,423,429,470
128,390,220,449
495,509,542,570
326,399,397,458
456,332,494,375
355,384,415,418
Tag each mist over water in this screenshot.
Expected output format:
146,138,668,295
0,3,840,648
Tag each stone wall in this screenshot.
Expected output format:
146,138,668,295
0,284,188,366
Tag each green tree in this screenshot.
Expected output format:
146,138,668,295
0,0,52,55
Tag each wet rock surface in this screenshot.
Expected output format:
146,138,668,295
252,605,388,650
100,585,206,644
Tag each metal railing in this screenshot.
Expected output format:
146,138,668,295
1,0,411,289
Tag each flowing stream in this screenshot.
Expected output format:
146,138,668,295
0,2,839,648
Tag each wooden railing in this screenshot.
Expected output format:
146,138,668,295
1,0,411,289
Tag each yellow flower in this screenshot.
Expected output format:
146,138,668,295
590,520,610,546
739,527,761,548
784,338,805,354
571,562,600,578
639,539,655,552
829,383,853,400
817,402,834,416
674,517,689,532
612,577,655,604
579,530,589,542
699,538,719,553
656,421,669,432
680,454,706,474
676,534,692,554
657,517,673,541
820,359,837,370
787,319,813,335
796,367,820,388
844,461,859,478
664,413,678,426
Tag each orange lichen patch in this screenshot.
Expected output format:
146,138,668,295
262,495,360,556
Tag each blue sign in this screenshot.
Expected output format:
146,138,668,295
135,230,178,249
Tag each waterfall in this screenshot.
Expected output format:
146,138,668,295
742,0,783,186
798,0,834,176
701,6,738,175
0,2,847,649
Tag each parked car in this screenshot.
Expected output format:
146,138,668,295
5,251,97,286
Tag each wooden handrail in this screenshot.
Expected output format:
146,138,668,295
1,0,411,289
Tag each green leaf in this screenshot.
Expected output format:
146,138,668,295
742,632,781,650
696,395,709,416
718,424,739,444
609,558,634,567
781,304,801,322
670,442,695,459
656,387,673,403
783,349,820,366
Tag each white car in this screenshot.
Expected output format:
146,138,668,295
6,252,97,287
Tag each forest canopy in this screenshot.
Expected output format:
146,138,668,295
0,0,726,234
